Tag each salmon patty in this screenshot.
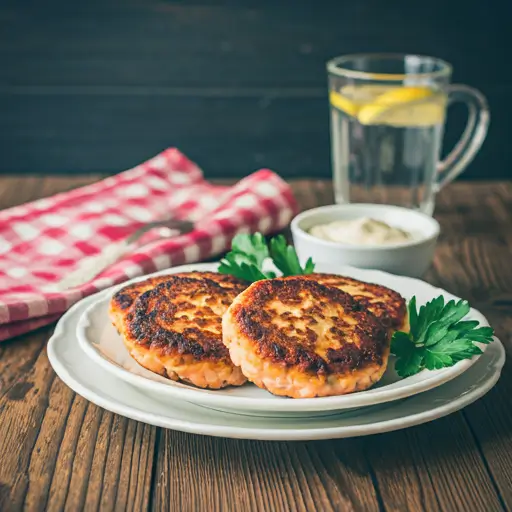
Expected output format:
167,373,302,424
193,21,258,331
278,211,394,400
222,277,389,398
109,271,244,335
109,272,248,389
289,273,407,332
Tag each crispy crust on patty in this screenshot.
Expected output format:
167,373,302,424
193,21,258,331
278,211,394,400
110,272,248,389
110,275,173,335
222,278,390,398
109,271,245,335
289,273,407,331
111,272,243,316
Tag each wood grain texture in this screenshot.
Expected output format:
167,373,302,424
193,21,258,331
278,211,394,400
0,177,511,511
152,431,383,512
0,331,156,512
428,182,512,510
2,1,506,90
0,0,509,178
0,177,157,511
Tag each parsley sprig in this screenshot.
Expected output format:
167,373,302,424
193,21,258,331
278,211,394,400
218,232,314,282
391,296,494,377
219,234,493,378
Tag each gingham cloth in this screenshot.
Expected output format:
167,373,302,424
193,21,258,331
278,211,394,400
0,148,297,341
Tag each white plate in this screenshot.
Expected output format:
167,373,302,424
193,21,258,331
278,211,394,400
49,293,505,440
76,262,492,416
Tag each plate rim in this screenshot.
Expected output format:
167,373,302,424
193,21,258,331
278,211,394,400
48,292,506,440
76,262,491,413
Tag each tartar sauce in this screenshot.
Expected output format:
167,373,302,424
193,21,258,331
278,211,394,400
309,217,412,245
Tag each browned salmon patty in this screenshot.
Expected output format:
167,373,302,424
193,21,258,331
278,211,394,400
223,277,389,398
109,271,244,335
288,273,407,332
109,272,248,389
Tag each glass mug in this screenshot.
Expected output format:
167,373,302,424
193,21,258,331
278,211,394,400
327,54,489,215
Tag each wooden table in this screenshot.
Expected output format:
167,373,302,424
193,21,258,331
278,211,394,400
0,177,511,512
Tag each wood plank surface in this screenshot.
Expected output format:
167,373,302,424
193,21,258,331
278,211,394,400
0,177,510,511
0,0,509,178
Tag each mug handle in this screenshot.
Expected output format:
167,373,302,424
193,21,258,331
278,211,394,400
435,85,490,191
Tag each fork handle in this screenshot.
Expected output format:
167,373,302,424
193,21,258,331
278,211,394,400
52,219,195,291
52,240,132,291
126,219,194,244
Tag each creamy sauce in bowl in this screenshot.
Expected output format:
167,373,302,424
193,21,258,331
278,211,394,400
309,217,413,246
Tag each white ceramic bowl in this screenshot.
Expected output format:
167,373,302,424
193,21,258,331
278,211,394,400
291,204,440,278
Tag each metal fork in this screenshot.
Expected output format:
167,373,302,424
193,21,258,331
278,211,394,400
53,218,195,290
126,219,195,244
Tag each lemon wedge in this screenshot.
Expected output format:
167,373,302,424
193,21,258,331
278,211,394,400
357,86,446,127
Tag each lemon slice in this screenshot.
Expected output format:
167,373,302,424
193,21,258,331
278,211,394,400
329,85,392,117
357,86,446,127
329,90,359,117
371,86,434,105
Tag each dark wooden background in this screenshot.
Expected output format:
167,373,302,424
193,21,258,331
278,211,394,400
1,0,510,180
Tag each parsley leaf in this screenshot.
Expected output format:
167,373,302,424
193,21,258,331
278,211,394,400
391,296,494,378
230,233,269,267
269,235,315,276
218,232,314,282
391,331,425,378
217,252,271,282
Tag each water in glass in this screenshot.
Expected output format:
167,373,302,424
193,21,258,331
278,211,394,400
331,84,447,215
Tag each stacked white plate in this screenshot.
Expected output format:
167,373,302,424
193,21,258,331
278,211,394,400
48,263,505,441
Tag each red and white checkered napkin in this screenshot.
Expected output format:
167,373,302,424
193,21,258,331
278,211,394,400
0,148,297,341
